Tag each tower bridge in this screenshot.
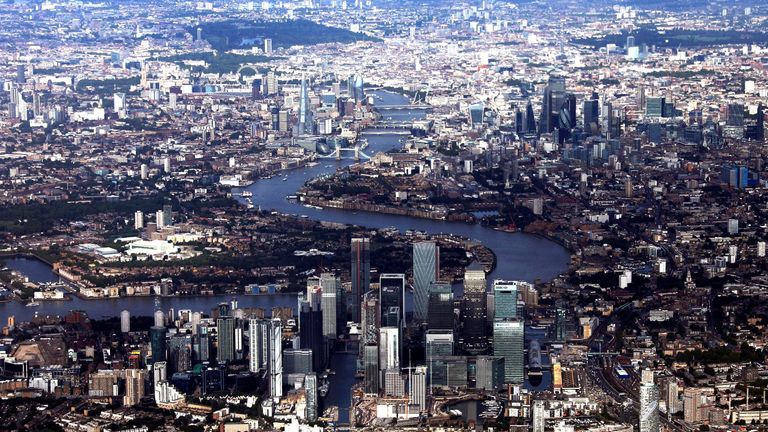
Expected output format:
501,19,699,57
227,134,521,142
319,143,372,161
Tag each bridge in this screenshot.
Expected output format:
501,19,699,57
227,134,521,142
319,144,372,161
366,122,413,129
376,104,431,110
362,130,411,136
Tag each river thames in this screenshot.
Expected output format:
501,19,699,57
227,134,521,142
0,91,568,423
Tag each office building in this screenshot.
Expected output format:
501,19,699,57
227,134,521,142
384,368,405,397
299,299,324,371
168,334,192,373
745,103,765,141
475,356,505,391
201,364,226,395
379,274,405,328
305,373,318,422
469,102,485,127
426,330,454,386
413,241,440,322
351,238,371,323
462,265,488,354
297,75,313,135
409,366,427,411
150,326,167,364
646,97,665,118
217,317,235,363
264,38,273,54
284,349,313,375
427,288,454,331
363,344,379,394
320,273,340,349
492,280,519,319
360,290,379,347
584,97,600,134
493,320,524,383
379,327,400,371
195,326,211,364
533,400,546,432
269,318,283,400
429,356,468,388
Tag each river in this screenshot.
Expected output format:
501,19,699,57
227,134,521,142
236,90,570,284
0,90,569,424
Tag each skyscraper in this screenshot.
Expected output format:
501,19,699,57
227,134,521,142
744,103,765,141
305,373,318,422
150,326,167,364
121,310,131,333
379,274,405,328
646,97,665,118
353,74,364,103
426,330,454,387
217,317,235,363
533,400,546,432
583,98,600,134
557,93,577,143
554,307,567,340
360,290,380,347
299,299,324,371
413,241,440,322
493,319,524,383
409,366,427,411
269,318,283,400
363,343,379,395
195,325,210,363
297,75,313,135
320,273,339,346
524,100,537,133
350,238,370,323
639,371,660,432
475,356,505,391
162,204,173,226
124,368,146,407
379,327,400,371
666,379,680,415
461,265,488,354
248,318,268,373
492,280,519,320
539,75,566,135
168,334,192,373
427,286,454,331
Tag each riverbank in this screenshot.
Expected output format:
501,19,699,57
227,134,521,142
302,196,475,223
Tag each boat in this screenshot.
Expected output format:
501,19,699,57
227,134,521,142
282,177,288,181
26,301,40,307
241,191,253,197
